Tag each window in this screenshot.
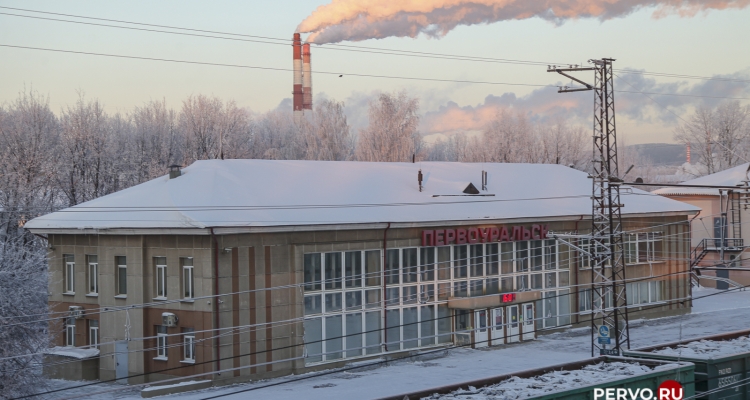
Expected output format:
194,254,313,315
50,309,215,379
181,257,194,299
579,288,613,312
116,256,127,296
183,328,195,362
155,257,167,299
156,325,168,359
65,317,76,347
64,254,75,294
88,320,99,348
87,255,98,295
625,233,664,264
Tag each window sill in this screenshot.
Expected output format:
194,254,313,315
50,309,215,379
63,292,75,296
180,359,196,364
153,297,168,301
86,293,99,298
114,295,127,299
153,356,168,362
180,298,195,303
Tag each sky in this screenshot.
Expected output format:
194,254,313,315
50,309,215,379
0,0,749,144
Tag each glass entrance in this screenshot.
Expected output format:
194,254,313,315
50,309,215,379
522,303,535,340
490,307,504,345
474,309,488,348
507,305,520,343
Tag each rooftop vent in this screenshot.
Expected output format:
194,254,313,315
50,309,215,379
463,183,480,195
418,169,423,192
481,171,488,191
169,164,182,179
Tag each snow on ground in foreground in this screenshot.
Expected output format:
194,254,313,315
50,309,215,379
652,335,750,358
428,362,677,400
42,288,750,400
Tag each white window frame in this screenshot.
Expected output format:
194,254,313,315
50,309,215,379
156,326,168,360
183,332,195,362
116,256,127,297
64,255,75,294
155,257,167,300
89,320,99,348
87,255,98,295
65,318,76,347
182,257,194,299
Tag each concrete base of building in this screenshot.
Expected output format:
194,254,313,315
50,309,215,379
43,354,99,381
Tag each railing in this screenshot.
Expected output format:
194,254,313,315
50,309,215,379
690,238,745,268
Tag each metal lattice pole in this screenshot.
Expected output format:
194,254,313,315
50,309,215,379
548,58,630,356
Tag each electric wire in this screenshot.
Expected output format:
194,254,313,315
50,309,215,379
1,43,749,102
2,6,749,85
19,287,699,398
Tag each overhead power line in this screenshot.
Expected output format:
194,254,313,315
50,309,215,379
3,43,749,101
1,6,749,84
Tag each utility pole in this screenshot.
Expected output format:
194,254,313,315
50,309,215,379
548,58,630,357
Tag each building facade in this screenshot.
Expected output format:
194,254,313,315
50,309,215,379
28,160,698,385
654,163,750,288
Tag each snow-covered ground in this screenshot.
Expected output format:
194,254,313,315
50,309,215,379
43,287,750,400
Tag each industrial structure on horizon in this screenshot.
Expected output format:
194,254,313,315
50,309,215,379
293,33,312,124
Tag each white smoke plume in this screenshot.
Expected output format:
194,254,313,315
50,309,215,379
298,0,750,44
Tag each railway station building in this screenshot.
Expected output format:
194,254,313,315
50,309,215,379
25,160,698,384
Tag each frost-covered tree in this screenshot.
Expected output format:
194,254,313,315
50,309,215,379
356,91,422,162
305,99,353,161
179,95,250,162
675,101,750,175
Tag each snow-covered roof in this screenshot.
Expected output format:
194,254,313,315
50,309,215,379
654,163,750,196
25,160,699,233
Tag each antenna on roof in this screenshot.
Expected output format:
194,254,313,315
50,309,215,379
412,153,415,163
481,170,488,191
418,169,423,192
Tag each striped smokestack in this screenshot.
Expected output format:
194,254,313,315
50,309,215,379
303,43,312,111
292,33,303,124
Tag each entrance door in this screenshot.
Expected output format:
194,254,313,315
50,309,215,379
490,308,505,345
115,340,128,383
522,303,535,341
474,309,489,348
506,305,520,343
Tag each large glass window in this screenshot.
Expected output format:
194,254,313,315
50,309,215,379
302,236,571,365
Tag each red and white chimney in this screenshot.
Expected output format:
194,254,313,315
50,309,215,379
292,33,303,124
303,43,312,111
687,143,691,164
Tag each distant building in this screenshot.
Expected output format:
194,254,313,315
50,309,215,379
26,160,697,385
654,162,750,289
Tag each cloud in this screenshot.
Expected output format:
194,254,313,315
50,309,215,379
420,68,750,134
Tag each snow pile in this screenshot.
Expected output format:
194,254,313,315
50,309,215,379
45,346,100,359
142,380,208,392
652,335,750,358
424,362,671,400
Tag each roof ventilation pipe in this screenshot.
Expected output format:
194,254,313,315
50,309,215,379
169,164,182,179
418,169,423,192
481,170,487,191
